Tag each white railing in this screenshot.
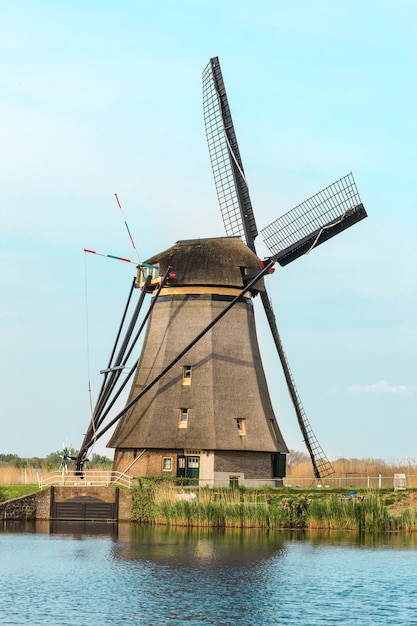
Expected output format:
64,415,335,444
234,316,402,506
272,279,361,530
32,472,417,490
283,474,415,490
37,470,132,489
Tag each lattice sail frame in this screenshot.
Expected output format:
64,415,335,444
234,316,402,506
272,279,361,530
202,58,258,249
261,172,365,263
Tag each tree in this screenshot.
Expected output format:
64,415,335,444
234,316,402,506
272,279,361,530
286,449,310,470
0,449,113,470
90,454,113,469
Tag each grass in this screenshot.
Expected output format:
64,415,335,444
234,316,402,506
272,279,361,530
0,485,39,501
131,483,417,532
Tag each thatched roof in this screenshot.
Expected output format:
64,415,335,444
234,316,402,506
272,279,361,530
145,237,265,292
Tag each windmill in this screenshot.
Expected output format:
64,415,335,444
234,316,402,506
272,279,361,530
75,57,367,485
60,441,77,473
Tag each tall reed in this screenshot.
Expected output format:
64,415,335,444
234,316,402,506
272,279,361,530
287,455,417,488
131,484,417,532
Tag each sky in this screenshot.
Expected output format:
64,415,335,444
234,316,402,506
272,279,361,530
1,0,416,463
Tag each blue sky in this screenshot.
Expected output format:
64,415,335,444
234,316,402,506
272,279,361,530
1,0,416,462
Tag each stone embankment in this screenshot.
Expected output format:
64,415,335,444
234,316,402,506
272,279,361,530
0,487,132,521
0,493,39,520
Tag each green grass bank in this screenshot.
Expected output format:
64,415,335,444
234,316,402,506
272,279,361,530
0,485,39,501
131,481,417,532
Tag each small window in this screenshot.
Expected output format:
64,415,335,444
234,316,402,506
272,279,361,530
162,457,172,471
179,408,189,428
236,418,246,435
269,419,279,441
182,365,192,385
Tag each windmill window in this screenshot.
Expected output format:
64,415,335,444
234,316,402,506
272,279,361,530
182,365,192,385
162,457,173,471
179,408,189,428
236,418,246,435
270,419,279,441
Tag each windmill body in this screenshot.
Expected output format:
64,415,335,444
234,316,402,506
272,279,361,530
109,237,288,486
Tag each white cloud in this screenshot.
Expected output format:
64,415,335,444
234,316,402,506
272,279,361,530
348,380,415,396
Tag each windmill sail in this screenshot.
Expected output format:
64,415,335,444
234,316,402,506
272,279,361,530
202,57,258,250
262,172,367,266
203,56,337,479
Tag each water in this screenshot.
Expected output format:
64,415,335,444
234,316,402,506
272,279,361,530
1,522,417,625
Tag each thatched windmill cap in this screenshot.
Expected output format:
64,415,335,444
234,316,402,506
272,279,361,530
145,236,265,291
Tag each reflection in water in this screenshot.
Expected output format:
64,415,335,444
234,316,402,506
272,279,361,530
50,520,119,539
1,521,417,625
115,524,287,567
295,527,417,549
3,519,417,551
1,519,119,538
